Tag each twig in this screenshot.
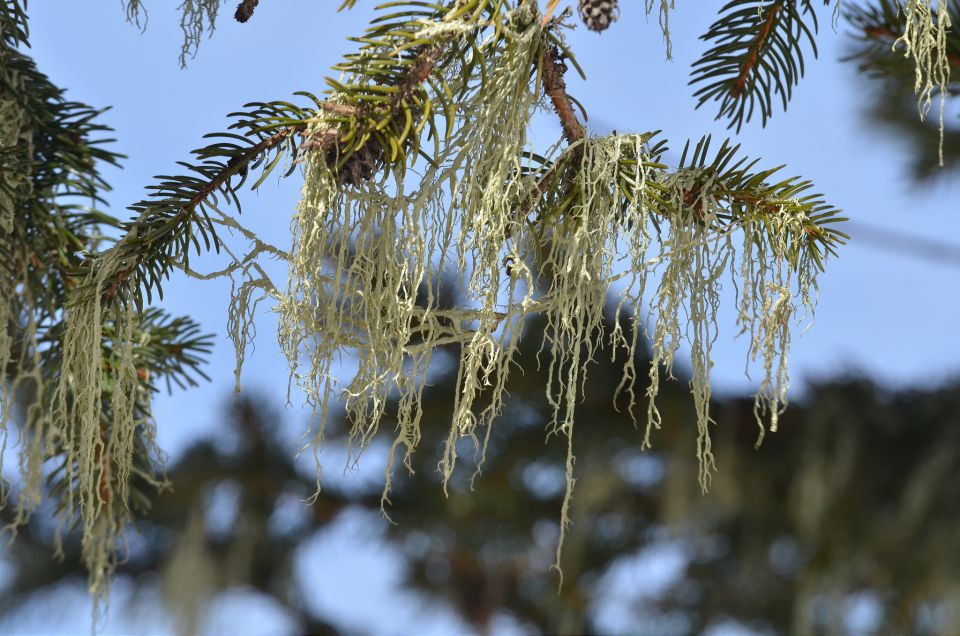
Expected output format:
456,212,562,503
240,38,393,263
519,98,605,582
731,1,782,97
541,46,585,145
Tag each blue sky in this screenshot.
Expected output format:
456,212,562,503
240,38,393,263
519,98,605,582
9,1,960,633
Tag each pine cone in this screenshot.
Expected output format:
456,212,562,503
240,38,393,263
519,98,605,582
331,110,417,187
234,0,259,23
336,142,384,188
577,0,619,32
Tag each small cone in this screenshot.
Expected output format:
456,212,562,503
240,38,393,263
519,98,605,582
577,0,619,32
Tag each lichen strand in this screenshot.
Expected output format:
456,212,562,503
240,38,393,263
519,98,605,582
122,0,224,67
442,20,542,486
52,261,144,612
896,0,953,165
0,93,31,233
0,92,30,494
176,0,224,65
646,0,675,58
642,166,818,491
537,136,647,579
280,162,443,509
521,133,820,570
739,203,817,443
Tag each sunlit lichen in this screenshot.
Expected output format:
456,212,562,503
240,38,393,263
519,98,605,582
272,14,543,513
73,0,838,596
51,254,148,615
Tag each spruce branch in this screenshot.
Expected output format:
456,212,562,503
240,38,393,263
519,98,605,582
1,18,216,606
690,0,822,131
94,0,511,310
0,0,28,47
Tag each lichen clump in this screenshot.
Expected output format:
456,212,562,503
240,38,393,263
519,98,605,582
122,0,224,66
646,0,676,58
51,255,157,613
206,7,831,575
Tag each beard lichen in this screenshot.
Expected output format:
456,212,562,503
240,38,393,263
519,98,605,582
273,16,544,513
269,120,823,578
0,90,30,496
895,0,953,165
51,253,149,615
122,0,224,67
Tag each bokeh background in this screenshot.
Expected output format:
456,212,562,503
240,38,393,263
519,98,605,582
2,1,959,634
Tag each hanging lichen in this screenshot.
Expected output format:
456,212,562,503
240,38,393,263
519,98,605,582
184,1,844,584
273,9,544,510
895,0,953,165
646,0,676,58
7,0,849,606
122,0,224,67
0,53,50,533
50,254,146,614
0,80,31,479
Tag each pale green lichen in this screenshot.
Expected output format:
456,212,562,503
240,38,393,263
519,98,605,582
179,209,287,393
273,13,543,513
0,290,50,528
51,253,147,613
122,0,224,67
266,92,821,582
536,136,645,579
0,89,30,503
158,1,827,588
646,0,675,59
895,0,953,165
0,95,31,234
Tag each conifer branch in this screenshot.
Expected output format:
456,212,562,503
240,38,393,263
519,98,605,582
690,0,821,131
732,1,783,97
101,123,302,305
94,0,512,310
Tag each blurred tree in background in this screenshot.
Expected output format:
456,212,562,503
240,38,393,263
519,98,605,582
3,305,958,635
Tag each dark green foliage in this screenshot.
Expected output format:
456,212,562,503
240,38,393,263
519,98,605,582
690,0,824,131
0,0,28,48
106,98,317,308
